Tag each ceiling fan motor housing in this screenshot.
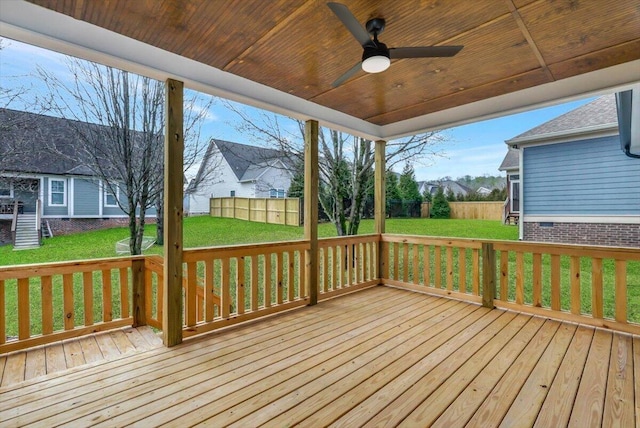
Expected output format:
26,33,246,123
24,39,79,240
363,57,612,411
362,41,390,73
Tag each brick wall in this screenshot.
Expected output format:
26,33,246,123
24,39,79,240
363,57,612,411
524,222,640,248
45,217,156,236
0,220,11,245
0,217,157,245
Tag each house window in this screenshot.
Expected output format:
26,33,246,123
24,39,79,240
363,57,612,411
510,179,520,213
49,179,66,206
0,181,12,198
230,190,236,197
269,188,285,198
104,184,119,207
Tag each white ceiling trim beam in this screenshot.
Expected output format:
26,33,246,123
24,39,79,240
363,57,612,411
1,1,639,142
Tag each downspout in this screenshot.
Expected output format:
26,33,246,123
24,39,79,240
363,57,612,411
518,146,524,241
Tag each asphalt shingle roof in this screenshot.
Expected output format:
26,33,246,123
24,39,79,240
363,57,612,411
498,147,519,171
507,95,618,143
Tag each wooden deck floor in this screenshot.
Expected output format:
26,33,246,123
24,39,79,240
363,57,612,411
0,326,162,388
0,286,638,427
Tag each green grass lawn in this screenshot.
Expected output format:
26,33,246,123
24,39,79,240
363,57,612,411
0,217,518,266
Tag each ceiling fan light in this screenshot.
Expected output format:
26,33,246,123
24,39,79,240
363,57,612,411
362,55,390,73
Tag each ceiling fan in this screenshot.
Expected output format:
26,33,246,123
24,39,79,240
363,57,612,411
327,2,463,87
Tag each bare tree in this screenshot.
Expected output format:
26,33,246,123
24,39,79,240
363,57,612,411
37,58,216,253
223,101,447,235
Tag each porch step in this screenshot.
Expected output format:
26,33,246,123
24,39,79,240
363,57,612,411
13,213,41,250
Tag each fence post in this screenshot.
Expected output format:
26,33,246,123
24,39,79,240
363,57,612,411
482,242,496,308
132,258,146,327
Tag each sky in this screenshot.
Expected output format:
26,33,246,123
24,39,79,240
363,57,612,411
0,37,594,182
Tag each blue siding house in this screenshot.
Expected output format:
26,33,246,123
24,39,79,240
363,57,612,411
501,94,640,247
0,109,155,245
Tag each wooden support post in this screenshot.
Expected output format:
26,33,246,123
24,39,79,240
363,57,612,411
131,258,146,327
304,120,319,305
163,78,184,347
482,242,496,308
374,140,386,281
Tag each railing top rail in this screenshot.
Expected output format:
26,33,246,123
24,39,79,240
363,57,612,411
183,239,310,262
0,255,144,280
318,234,379,247
381,234,483,249
493,240,640,260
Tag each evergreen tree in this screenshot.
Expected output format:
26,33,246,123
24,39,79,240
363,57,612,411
286,164,304,198
445,188,456,202
385,170,401,202
431,187,451,218
398,163,422,202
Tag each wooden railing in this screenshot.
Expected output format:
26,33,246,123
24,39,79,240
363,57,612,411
318,234,379,300
0,257,141,354
35,198,42,246
2,235,638,354
10,200,19,244
492,241,640,334
380,235,640,335
380,234,483,304
180,240,310,337
144,255,164,330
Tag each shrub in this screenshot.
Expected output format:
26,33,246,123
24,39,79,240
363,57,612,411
431,188,450,218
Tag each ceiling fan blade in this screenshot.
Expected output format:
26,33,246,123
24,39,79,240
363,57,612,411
331,61,362,88
389,46,463,59
327,2,371,47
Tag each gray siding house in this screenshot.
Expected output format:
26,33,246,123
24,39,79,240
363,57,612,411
185,139,294,215
501,94,639,247
0,109,155,245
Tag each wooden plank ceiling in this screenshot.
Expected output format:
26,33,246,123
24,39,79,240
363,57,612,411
26,0,640,127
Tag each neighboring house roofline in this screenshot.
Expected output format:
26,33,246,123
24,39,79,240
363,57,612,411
506,123,618,148
505,95,618,148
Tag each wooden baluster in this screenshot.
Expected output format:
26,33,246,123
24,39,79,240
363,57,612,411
119,267,129,318
334,246,340,289
237,256,245,314
412,244,419,284
500,251,509,301
18,277,30,340
0,280,4,344
63,273,74,330
83,271,94,326
532,253,542,307
364,242,370,281
102,269,112,322
186,261,197,326
402,243,409,283
264,253,272,307
251,256,259,311
434,246,442,288
322,248,328,293
205,259,214,321
570,256,581,315
393,243,399,281
423,245,431,287
41,276,53,335
591,258,603,319
345,244,351,287
446,247,454,291
615,260,627,323
221,257,231,318
550,255,561,311
276,252,283,305
144,262,152,323
458,248,467,293
358,243,364,284
472,249,479,295
288,252,295,301
299,250,307,298
516,252,524,305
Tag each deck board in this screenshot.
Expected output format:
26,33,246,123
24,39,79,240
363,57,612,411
0,286,637,427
